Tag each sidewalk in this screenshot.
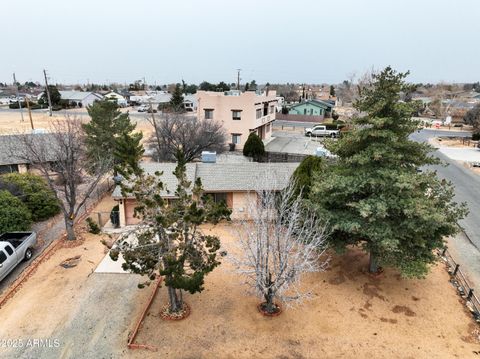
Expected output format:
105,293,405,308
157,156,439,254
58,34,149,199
447,232,480,291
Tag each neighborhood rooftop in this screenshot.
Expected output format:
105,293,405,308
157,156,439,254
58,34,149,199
112,161,299,198
0,133,59,167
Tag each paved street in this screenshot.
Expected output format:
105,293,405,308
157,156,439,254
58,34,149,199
411,129,480,287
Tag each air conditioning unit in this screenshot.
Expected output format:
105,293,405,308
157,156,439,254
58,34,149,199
201,151,216,163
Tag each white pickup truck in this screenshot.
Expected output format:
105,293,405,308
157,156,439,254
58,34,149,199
304,125,340,138
0,232,37,282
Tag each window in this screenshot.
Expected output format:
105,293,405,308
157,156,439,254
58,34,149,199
0,164,19,174
256,108,262,119
232,134,241,144
0,251,6,264
5,246,13,256
270,105,275,114
310,109,313,115
204,193,228,204
232,110,242,120
204,109,214,119
304,108,307,115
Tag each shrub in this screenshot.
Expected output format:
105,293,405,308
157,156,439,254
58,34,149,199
9,101,26,109
291,156,325,198
29,103,42,110
472,133,480,141
2,173,60,221
86,217,101,234
0,190,32,233
243,132,265,161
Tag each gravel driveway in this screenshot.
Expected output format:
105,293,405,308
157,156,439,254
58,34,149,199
1,273,145,359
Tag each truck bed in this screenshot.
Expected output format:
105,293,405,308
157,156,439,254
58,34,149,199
0,232,33,248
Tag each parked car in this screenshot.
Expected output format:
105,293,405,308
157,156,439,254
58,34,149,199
0,232,37,282
137,105,148,112
305,125,340,138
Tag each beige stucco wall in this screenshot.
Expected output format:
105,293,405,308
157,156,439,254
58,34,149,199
196,90,278,149
121,191,258,224
230,192,257,220
124,198,141,226
119,200,126,227
18,164,28,173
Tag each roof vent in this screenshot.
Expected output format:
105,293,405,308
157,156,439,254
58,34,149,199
201,151,216,163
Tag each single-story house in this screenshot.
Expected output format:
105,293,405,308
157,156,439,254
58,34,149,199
112,161,299,226
104,91,128,107
0,133,59,174
288,99,334,118
59,91,103,107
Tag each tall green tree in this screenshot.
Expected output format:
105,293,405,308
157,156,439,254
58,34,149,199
111,151,231,315
83,100,142,173
169,84,184,112
114,131,144,177
39,85,61,106
310,67,467,278
330,85,336,97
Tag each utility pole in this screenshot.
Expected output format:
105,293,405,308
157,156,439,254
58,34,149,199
43,69,53,116
236,69,241,91
25,96,34,130
12,73,24,122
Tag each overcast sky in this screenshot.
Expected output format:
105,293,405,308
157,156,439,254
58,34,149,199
1,0,479,86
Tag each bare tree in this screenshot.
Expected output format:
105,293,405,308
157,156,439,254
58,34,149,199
232,175,329,315
13,117,110,240
147,113,227,162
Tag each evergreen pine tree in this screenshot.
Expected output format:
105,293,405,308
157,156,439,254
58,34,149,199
311,67,467,277
111,151,231,315
114,131,144,177
329,85,335,97
169,84,184,112
83,100,138,173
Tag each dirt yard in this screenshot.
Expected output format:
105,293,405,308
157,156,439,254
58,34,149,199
0,200,151,359
131,225,480,359
0,108,155,142
0,222,479,358
431,137,478,149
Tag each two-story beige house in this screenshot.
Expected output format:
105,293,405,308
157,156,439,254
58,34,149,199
196,90,278,149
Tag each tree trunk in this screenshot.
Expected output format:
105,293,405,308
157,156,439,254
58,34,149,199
369,252,378,274
264,289,276,314
65,216,76,241
167,285,182,313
